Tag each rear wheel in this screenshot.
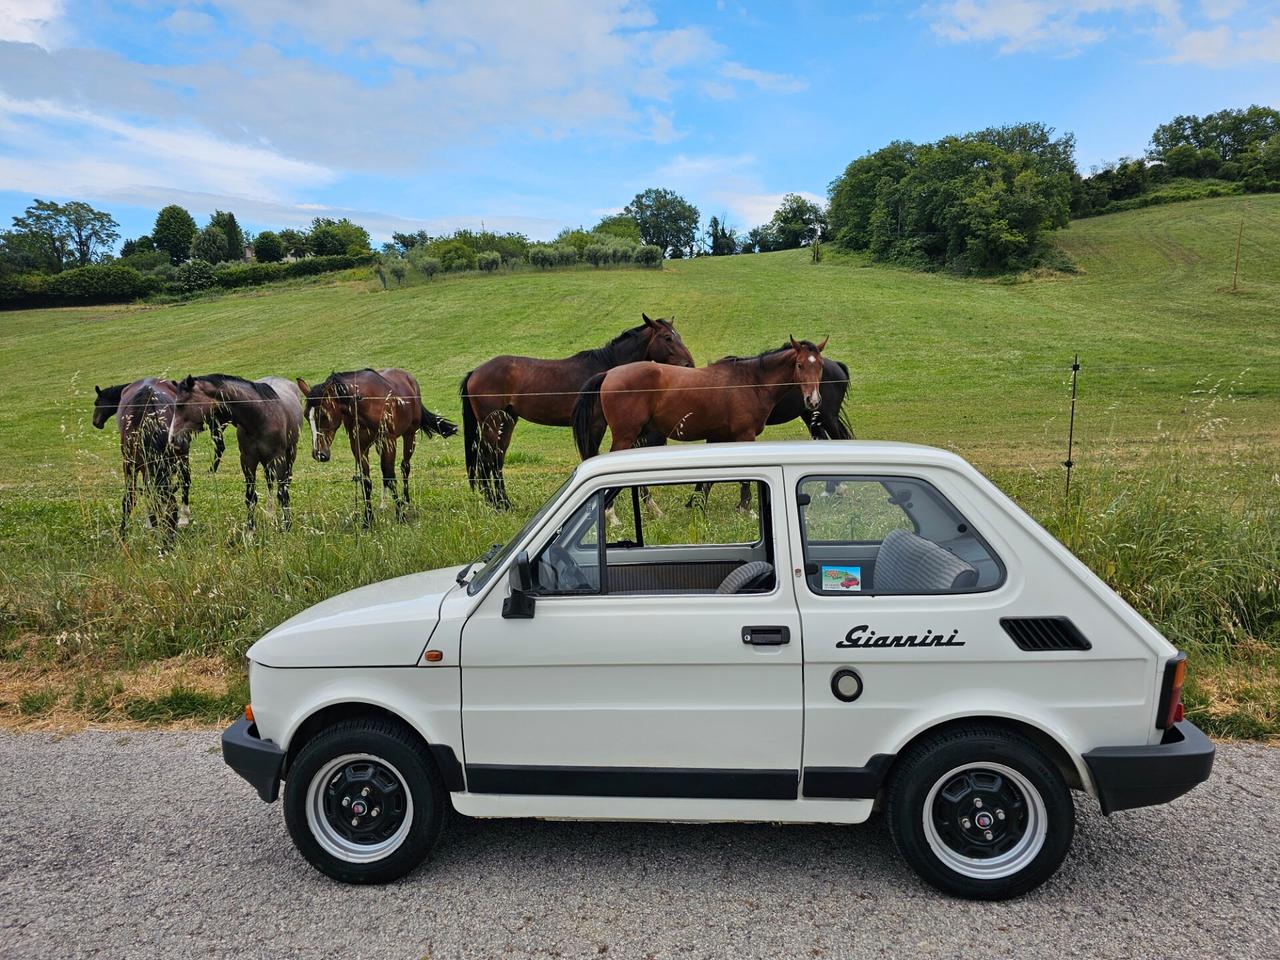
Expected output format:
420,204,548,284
886,726,1074,900
284,718,445,884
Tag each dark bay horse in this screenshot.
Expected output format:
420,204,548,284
93,379,191,542
573,336,829,457
300,368,457,528
171,375,303,530
460,314,694,509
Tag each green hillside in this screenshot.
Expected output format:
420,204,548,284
1,195,1277,734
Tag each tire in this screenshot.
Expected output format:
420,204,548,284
885,726,1074,901
283,718,446,884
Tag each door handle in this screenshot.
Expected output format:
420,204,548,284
742,625,790,646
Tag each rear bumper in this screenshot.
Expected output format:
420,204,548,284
1083,720,1215,814
221,717,285,803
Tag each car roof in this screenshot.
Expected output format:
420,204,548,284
575,440,975,480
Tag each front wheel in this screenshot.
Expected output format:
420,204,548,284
886,726,1074,900
284,718,445,884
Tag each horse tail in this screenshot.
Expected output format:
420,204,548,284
830,360,855,439
421,400,458,439
572,372,608,460
460,371,480,488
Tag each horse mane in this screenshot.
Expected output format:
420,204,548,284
194,373,278,400
577,324,651,365
711,341,817,368
96,383,127,406
306,369,384,408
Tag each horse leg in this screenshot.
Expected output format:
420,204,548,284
241,453,258,531
400,431,416,520
178,452,192,527
119,462,138,539
351,435,374,529
494,413,517,510
276,453,294,531
480,410,515,510
209,420,226,473
155,460,178,545
686,481,712,510
737,481,753,512
378,438,397,513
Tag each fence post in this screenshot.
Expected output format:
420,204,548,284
1063,354,1080,504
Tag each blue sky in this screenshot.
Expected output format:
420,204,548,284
1,1,1278,246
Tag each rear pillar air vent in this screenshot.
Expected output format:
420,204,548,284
999,617,1092,652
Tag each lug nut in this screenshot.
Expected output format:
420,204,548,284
371,807,380,818
351,817,359,826
984,830,994,840
342,796,350,808
361,787,371,797
996,809,1005,820
961,818,971,829
974,798,983,808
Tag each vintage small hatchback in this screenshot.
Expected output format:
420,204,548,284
223,441,1214,900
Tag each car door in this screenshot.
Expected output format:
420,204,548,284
460,466,804,801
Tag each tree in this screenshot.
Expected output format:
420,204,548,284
705,215,737,256
1150,105,1280,163
120,235,154,257
768,194,826,248
593,213,642,243
391,230,431,254
623,188,700,257
253,230,285,263
190,224,229,264
309,217,371,256
153,205,198,264
277,228,310,258
10,199,119,270
210,211,245,261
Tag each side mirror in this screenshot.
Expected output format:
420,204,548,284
502,551,536,619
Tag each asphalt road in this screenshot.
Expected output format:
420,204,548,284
1,730,1277,960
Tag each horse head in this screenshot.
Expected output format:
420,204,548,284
299,376,347,463
92,384,126,430
641,313,695,368
169,375,220,444
788,335,829,412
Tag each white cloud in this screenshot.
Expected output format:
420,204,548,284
1167,15,1280,63
924,0,1183,54
0,0,63,45
1200,0,1244,18
720,61,808,93
644,154,822,227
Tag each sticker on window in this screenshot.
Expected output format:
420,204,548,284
821,565,862,592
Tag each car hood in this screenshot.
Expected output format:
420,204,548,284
247,566,461,668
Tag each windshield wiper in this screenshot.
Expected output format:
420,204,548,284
456,542,504,585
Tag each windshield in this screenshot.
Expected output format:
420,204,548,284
467,472,576,596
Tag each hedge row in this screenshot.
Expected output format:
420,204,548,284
0,253,377,308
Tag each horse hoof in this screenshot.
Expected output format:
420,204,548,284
178,507,191,527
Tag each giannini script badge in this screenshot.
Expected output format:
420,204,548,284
837,624,965,649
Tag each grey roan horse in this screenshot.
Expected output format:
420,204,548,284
171,374,303,530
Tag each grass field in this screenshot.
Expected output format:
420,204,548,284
1,194,1278,734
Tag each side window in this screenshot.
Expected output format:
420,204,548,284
531,494,601,595
798,476,1004,595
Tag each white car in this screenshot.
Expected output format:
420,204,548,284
223,441,1213,900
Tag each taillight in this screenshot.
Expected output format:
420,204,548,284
1157,653,1187,730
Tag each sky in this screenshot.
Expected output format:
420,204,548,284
1,0,1278,246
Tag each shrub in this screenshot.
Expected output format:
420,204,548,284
190,224,229,264
213,262,284,288
387,257,408,285
477,251,501,272
253,230,285,263
414,255,441,279
528,245,556,269
431,239,476,272
43,263,154,302
174,259,217,293
635,245,663,268
610,242,635,264
118,249,169,273
554,244,578,267
584,243,609,267
0,271,47,306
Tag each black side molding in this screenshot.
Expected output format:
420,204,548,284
429,743,466,792
465,764,799,800
1000,616,1092,652
802,754,895,799
221,717,286,803
1083,720,1215,814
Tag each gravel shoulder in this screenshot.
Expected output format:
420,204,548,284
2,730,1277,960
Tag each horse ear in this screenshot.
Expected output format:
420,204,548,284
642,313,654,327
668,315,676,327
181,374,195,390
296,377,310,394
817,335,829,352
790,335,801,351
94,385,101,396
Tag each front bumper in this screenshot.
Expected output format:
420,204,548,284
1083,720,1215,814
222,717,286,802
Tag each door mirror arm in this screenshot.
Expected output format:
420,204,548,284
503,550,536,619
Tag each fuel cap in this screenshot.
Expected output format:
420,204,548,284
831,668,863,703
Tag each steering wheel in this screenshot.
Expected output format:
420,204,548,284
542,544,592,593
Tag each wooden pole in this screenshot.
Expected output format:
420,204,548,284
1064,354,1079,504
1232,216,1244,292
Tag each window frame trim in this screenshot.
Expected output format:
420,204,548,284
795,472,1008,598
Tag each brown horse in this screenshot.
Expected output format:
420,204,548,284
460,314,694,509
93,379,191,543
171,375,303,531
573,337,829,457
300,368,457,528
